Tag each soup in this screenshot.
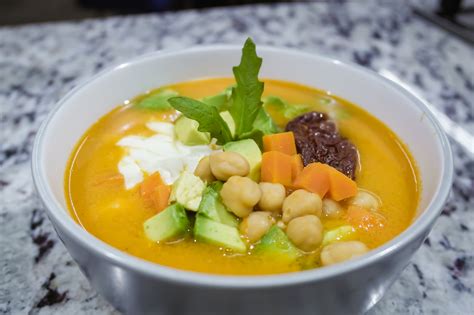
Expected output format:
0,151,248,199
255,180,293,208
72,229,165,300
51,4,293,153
65,40,419,275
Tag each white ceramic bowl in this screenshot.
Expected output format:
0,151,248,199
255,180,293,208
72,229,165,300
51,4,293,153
32,45,452,314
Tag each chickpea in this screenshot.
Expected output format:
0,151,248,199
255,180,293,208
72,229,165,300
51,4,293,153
220,176,261,217
322,198,343,219
282,189,322,223
209,151,250,181
286,215,323,252
240,211,275,243
320,241,369,266
194,156,216,183
258,182,286,213
348,190,380,210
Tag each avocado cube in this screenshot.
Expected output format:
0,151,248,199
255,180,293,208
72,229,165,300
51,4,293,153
174,116,210,145
322,225,355,246
197,183,239,228
223,139,262,181
194,215,247,252
170,171,206,211
219,111,236,137
144,203,190,242
253,226,301,262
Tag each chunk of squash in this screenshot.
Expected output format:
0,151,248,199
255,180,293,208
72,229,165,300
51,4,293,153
261,151,293,187
293,162,330,197
262,132,297,155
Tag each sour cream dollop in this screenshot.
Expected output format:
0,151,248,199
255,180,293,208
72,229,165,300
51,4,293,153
117,122,214,189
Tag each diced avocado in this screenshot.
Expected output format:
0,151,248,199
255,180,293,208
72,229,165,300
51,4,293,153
219,111,236,137
170,172,206,211
197,182,239,228
136,89,179,110
223,139,262,181
253,226,301,262
144,203,190,242
322,225,355,246
174,116,210,146
194,214,247,252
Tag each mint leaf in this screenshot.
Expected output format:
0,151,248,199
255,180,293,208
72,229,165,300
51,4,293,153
230,38,264,136
136,89,179,110
168,96,233,145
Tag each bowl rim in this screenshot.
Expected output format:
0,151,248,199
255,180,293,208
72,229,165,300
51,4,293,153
31,44,453,288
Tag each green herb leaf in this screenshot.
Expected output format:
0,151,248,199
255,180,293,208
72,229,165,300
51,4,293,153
202,93,228,111
238,129,264,148
230,38,264,136
319,97,332,105
264,96,287,109
136,89,179,110
168,96,233,144
238,108,280,148
253,108,280,135
264,96,312,120
201,86,234,112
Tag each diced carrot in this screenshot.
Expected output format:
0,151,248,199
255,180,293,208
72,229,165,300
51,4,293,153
292,161,358,200
290,154,304,182
293,162,330,197
151,185,172,212
326,167,357,201
263,132,297,155
346,206,386,231
261,151,293,186
140,172,164,199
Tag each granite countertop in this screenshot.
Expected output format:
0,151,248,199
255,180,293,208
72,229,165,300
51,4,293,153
0,0,473,314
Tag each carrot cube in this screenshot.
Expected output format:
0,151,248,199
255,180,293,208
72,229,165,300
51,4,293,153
293,162,330,197
290,154,304,182
140,172,164,199
152,185,172,213
327,167,357,201
261,151,293,187
263,132,297,155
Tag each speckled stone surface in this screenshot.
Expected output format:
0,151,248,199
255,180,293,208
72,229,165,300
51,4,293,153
0,1,473,314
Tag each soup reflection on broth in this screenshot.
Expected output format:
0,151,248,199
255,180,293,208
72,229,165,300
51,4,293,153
65,40,419,275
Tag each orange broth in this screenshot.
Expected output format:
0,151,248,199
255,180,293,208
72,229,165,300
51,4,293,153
65,78,419,275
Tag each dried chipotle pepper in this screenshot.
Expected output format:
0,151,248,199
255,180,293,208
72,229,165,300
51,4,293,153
285,111,358,179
